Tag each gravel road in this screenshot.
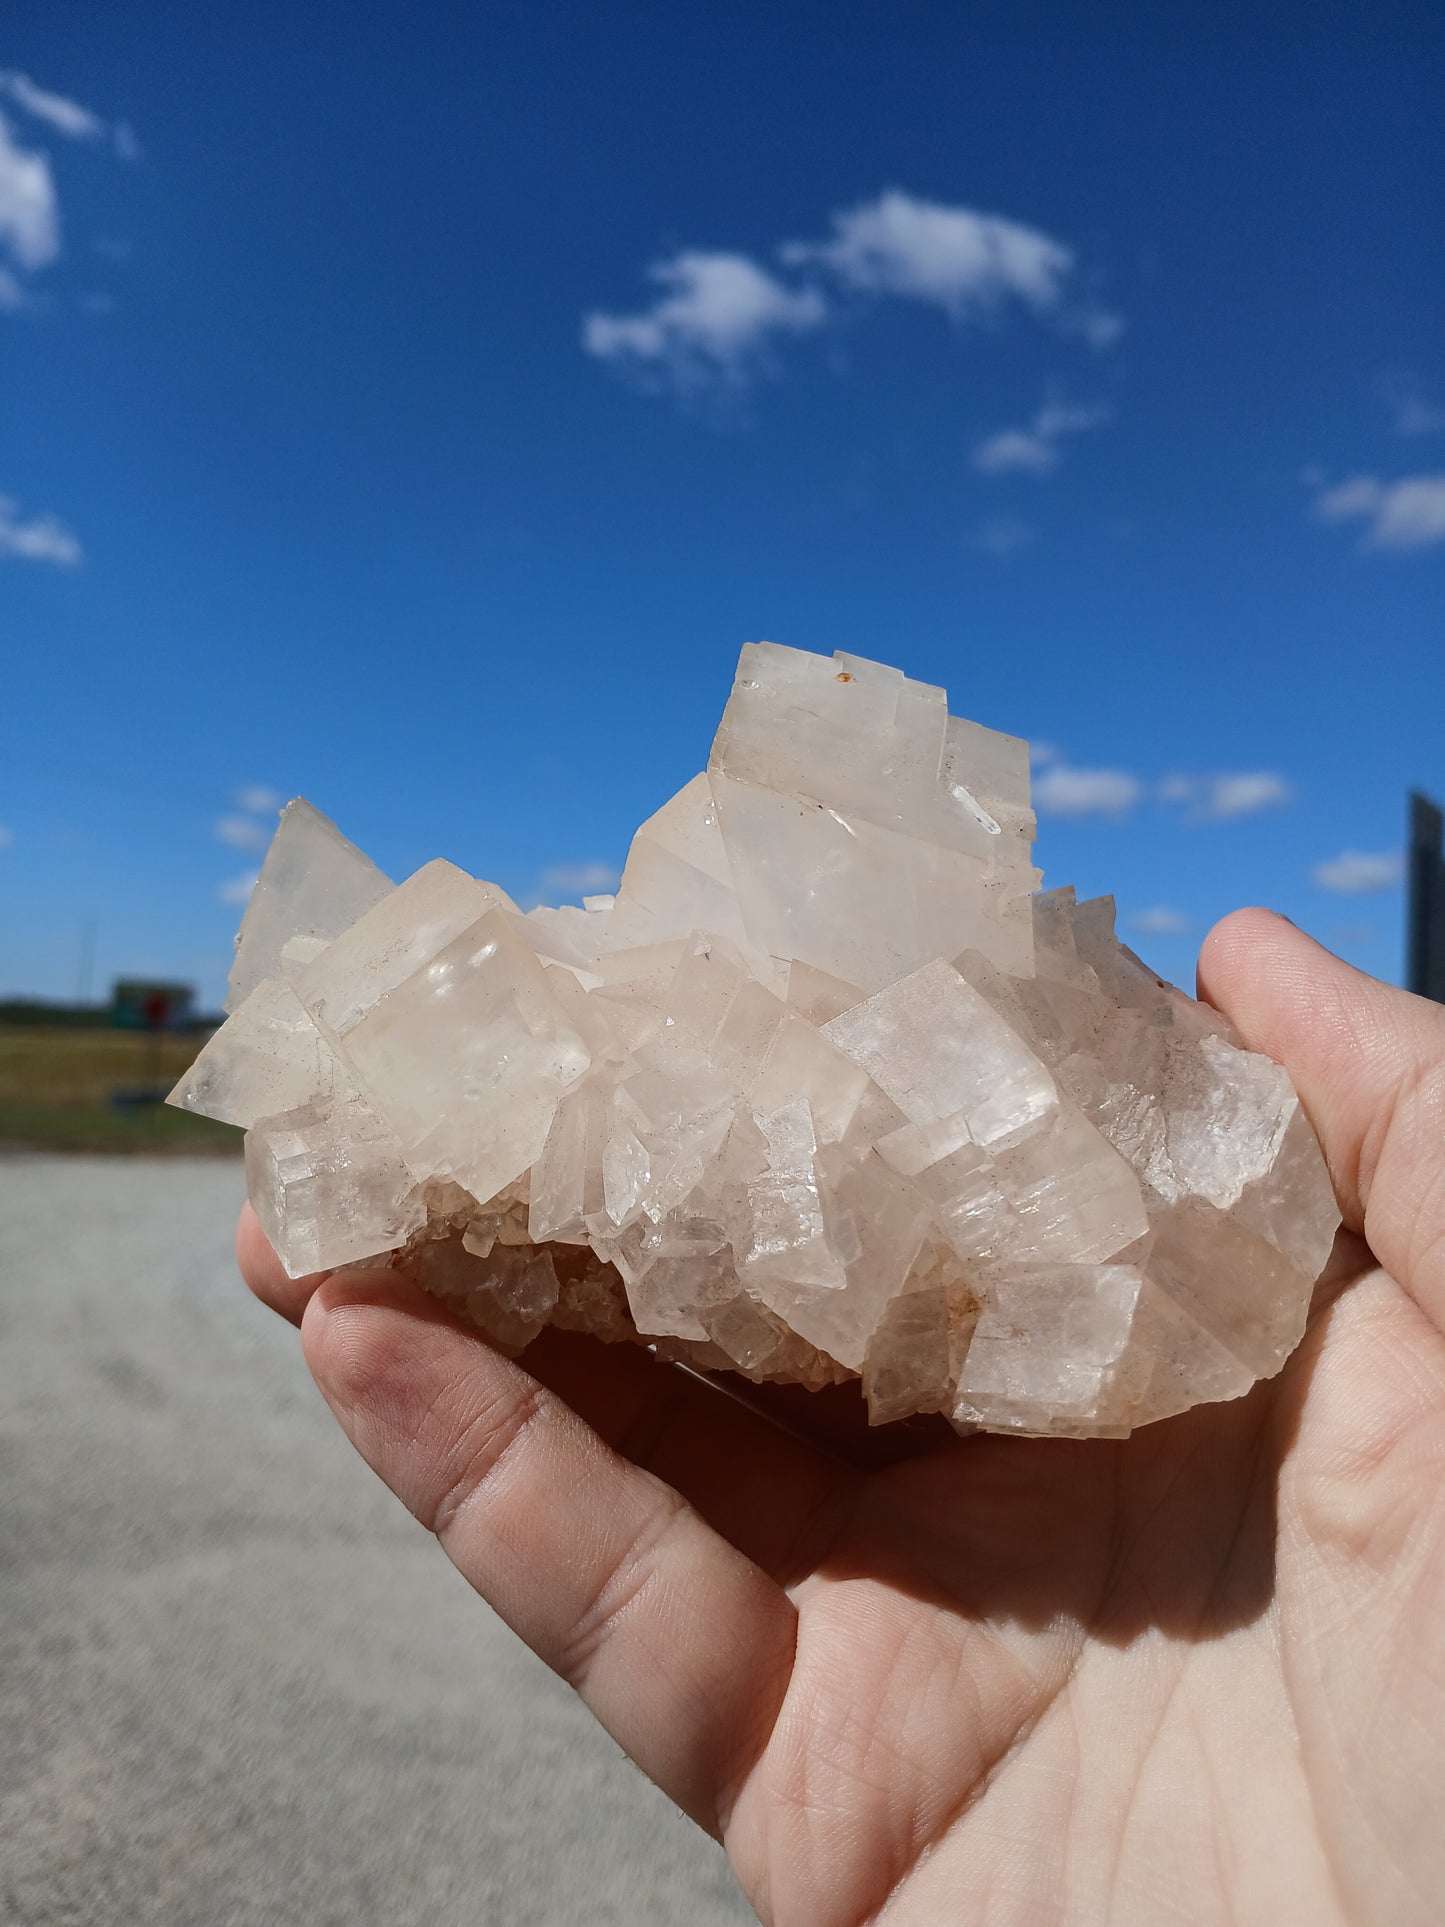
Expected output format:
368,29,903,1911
0,1155,753,1926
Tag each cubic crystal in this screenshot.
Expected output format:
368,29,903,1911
175,642,1340,1437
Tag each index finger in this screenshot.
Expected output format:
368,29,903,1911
299,1268,802,1837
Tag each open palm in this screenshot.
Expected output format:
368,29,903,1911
240,911,1445,1924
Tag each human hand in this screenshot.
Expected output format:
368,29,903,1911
238,908,1445,1925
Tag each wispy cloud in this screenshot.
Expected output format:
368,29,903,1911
1033,765,1140,817
1205,773,1292,818
1312,471,1445,552
1131,905,1192,936
1160,772,1293,821
215,814,271,852
0,84,138,311
1078,308,1126,350
972,429,1058,477
0,71,137,159
1393,397,1445,437
1332,920,1377,946
235,785,282,816
541,860,622,897
0,824,13,851
218,871,260,907
1312,849,1403,893
214,792,281,888
582,252,825,390
972,398,1108,476
0,111,60,276
969,516,1036,559
0,494,82,565
0,71,102,141
1378,372,1445,438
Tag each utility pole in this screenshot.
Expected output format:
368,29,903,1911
76,917,98,1006
1407,792,1445,1004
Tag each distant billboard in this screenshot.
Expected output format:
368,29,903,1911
111,980,196,1031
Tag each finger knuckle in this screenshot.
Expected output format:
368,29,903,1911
426,1375,550,1538
553,1483,688,1690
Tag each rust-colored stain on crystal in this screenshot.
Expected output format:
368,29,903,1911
836,672,854,682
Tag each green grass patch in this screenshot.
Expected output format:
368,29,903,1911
0,1025,241,1156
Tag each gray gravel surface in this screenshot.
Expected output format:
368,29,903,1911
0,1155,754,1927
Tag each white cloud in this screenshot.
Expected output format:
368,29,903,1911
582,250,826,387
218,871,261,906
215,814,271,852
1378,373,1445,437
1205,772,1292,818
1078,308,1126,350
0,71,105,142
1313,471,1445,551
1363,476,1445,550
1394,396,1445,437
969,516,1036,558
1034,765,1140,817
0,87,137,308
236,785,282,815
541,860,622,896
0,110,60,272
1029,740,1061,768
0,494,82,565
972,398,1108,476
1314,475,1380,522
1131,905,1192,935
1035,401,1107,439
0,71,136,159
973,427,1057,476
1312,849,1403,893
0,824,13,850
585,191,1118,400
1161,772,1293,821
785,190,1073,320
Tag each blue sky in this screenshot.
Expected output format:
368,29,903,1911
2,2,1442,1009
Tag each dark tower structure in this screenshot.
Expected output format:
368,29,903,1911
1407,791,1445,1004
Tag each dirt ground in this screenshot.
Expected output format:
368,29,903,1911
0,1154,751,1926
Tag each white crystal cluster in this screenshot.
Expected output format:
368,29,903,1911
174,643,1338,1437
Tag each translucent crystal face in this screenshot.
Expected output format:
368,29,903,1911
175,642,1339,1438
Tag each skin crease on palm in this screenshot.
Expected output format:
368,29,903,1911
236,908,1445,1927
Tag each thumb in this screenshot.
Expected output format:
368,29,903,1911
1198,908,1445,1329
